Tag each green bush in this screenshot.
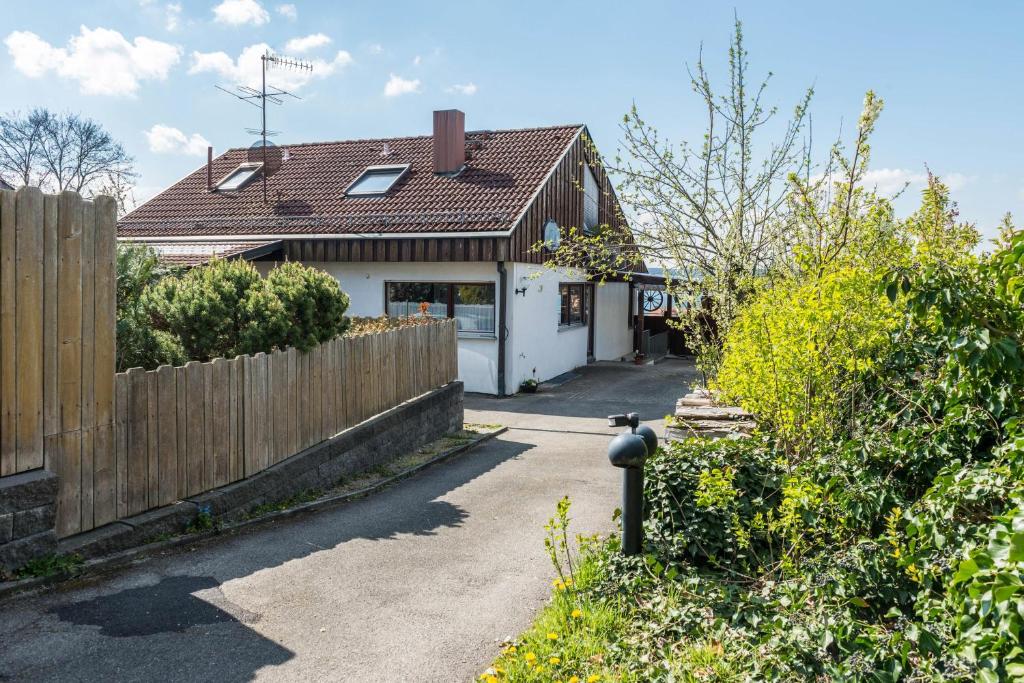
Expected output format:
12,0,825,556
265,261,350,351
715,266,899,452
140,259,350,363
115,243,186,371
143,258,288,361
495,230,1024,682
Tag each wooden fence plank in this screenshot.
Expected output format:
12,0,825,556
185,361,205,497
114,373,128,519
15,187,44,472
211,358,229,487
202,361,215,491
242,355,255,477
79,200,96,527
126,367,148,515
156,365,177,506
146,370,158,510
175,365,188,497
310,344,322,444
288,347,299,453
294,347,305,448
270,350,285,463
0,191,15,476
228,357,241,483
323,339,336,438
92,196,117,522
42,194,58,456
55,193,84,533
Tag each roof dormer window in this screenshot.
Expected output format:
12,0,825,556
214,162,263,192
345,164,410,197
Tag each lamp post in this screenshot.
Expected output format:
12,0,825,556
607,412,657,555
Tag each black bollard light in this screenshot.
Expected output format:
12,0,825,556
607,412,656,556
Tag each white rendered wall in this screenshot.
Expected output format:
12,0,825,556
506,263,590,389
593,282,633,361
260,260,502,394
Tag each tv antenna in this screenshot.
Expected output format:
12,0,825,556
217,51,313,202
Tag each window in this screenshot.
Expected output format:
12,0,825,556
385,281,495,335
559,283,590,327
583,165,599,233
215,163,262,192
345,164,410,196
542,219,560,251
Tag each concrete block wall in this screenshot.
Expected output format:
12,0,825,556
0,470,58,572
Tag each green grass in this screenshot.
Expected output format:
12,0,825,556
483,549,749,683
484,555,627,683
14,553,84,580
246,489,324,519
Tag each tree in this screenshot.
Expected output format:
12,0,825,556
115,243,186,371
543,19,814,377
0,109,136,210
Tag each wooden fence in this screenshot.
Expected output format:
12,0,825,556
0,189,116,535
70,319,457,538
2,187,459,539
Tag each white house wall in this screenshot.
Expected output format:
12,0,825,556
260,260,502,394
593,282,633,361
506,263,589,389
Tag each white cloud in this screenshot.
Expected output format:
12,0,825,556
861,168,973,195
189,43,352,90
383,73,420,97
4,26,181,96
165,3,182,31
284,33,331,53
212,0,269,26
276,3,296,20
145,124,210,156
445,82,477,95
367,43,383,55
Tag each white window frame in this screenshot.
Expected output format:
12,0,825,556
344,163,411,197
213,162,263,192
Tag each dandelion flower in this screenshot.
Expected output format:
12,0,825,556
524,652,537,663
569,677,580,683
571,608,583,619
587,675,601,682
549,656,561,665
546,632,559,640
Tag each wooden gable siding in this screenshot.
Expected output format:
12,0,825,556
281,236,510,263
508,130,629,264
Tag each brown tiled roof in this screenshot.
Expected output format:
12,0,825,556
119,125,584,238
139,240,282,266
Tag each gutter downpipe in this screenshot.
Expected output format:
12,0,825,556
497,261,507,396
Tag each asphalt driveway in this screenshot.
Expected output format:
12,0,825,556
0,359,695,683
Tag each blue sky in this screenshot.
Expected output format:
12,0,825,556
2,0,1021,239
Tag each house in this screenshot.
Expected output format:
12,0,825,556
118,110,658,395
0,179,13,190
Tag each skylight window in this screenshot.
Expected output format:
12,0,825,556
345,164,410,196
215,163,262,192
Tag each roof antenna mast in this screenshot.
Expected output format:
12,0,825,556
216,51,313,202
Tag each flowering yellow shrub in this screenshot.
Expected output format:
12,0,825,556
714,266,899,452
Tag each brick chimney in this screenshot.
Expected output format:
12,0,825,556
432,109,465,174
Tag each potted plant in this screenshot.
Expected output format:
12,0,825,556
519,377,539,394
